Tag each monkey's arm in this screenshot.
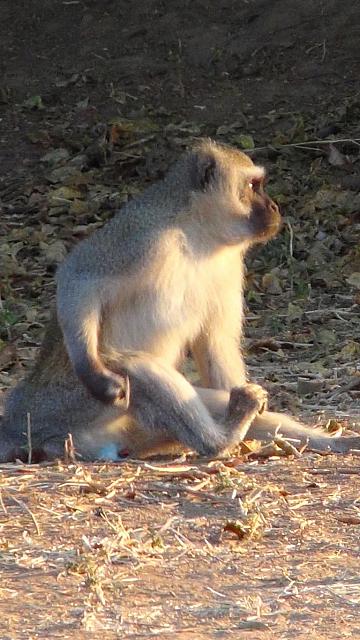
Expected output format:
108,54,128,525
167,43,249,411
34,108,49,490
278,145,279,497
56,277,127,403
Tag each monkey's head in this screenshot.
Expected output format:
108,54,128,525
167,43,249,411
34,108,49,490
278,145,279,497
187,139,281,248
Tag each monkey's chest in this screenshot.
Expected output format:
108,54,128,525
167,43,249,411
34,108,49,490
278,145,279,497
101,278,208,363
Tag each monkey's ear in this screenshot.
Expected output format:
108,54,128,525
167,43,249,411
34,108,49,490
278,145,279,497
192,152,217,191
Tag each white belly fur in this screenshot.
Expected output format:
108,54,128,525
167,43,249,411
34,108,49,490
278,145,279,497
100,237,242,366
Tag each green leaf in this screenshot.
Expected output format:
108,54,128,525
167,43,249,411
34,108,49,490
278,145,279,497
22,95,44,110
233,134,255,150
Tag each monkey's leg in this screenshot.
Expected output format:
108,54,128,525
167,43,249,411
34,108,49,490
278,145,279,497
192,334,246,390
86,381,360,461
112,354,243,456
96,383,268,460
197,385,269,438
223,384,268,440
191,289,247,391
1,372,257,463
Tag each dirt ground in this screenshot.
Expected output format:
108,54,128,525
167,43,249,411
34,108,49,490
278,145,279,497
1,1,360,638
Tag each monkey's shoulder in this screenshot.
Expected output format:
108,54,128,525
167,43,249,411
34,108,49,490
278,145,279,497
56,210,163,282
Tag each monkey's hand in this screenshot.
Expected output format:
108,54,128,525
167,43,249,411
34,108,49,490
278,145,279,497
78,367,130,407
225,383,268,442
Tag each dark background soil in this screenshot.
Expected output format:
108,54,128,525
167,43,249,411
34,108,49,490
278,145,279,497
1,0,360,172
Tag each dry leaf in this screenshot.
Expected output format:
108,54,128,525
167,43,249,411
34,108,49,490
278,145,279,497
347,272,360,289
336,516,360,525
327,143,348,167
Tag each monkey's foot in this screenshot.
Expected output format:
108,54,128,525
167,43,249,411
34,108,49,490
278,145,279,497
226,383,268,442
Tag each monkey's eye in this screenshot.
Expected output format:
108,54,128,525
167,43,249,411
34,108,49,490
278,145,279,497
248,178,262,193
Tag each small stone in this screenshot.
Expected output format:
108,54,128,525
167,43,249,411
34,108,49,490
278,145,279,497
297,377,324,396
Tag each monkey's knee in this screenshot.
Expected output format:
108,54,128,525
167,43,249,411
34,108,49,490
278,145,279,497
225,383,268,441
227,384,268,420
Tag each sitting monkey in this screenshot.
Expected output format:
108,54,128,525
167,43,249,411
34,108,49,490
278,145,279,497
1,139,359,461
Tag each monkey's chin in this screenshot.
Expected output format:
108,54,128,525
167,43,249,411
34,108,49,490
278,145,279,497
260,220,282,241
245,219,281,245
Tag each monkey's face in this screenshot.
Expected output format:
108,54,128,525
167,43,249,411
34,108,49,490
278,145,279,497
242,176,282,244
189,140,282,248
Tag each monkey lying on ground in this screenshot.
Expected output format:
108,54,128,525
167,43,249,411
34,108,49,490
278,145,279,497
1,139,360,462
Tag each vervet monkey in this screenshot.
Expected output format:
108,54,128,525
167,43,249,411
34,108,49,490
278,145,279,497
1,139,359,462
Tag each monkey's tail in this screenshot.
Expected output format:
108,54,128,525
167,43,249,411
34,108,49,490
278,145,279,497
250,411,360,453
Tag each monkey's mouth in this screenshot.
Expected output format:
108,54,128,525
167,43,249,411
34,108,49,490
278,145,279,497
248,205,282,242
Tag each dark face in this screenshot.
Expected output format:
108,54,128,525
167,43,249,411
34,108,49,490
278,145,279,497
246,178,282,243
186,141,282,248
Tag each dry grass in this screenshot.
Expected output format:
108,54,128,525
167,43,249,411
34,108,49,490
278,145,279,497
1,451,360,638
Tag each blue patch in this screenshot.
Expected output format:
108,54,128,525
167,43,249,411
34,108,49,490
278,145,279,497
98,443,121,461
